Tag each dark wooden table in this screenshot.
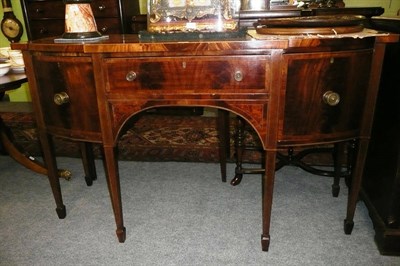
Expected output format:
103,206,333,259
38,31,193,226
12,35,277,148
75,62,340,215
0,72,71,179
0,73,27,95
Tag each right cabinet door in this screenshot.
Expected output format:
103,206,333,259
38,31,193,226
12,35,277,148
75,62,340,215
279,50,373,145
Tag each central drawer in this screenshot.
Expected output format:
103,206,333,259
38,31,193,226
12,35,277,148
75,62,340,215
104,55,270,95
26,0,119,19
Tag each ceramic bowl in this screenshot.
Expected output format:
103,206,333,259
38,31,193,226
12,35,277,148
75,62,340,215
0,62,11,76
0,47,10,63
8,50,24,67
0,47,10,58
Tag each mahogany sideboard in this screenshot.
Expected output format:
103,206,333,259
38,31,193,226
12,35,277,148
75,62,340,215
12,31,398,251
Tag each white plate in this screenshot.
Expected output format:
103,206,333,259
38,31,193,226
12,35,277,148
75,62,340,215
11,66,25,73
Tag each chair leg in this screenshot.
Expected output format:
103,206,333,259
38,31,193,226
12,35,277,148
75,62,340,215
217,109,230,182
332,142,343,197
231,116,245,186
0,116,72,180
231,117,354,196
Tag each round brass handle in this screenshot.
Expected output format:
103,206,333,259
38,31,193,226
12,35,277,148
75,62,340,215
234,70,243,82
39,28,48,34
126,71,137,82
54,92,70,105
323,91,340,106
98,4,106,11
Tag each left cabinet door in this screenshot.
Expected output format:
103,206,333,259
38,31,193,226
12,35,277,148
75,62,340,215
32,55,102,142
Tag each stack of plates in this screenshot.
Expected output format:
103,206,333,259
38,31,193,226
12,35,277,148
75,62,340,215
11,65,25,74
0,47,25,74
0,47,10,63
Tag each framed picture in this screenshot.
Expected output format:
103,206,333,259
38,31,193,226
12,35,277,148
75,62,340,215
147,0,238,32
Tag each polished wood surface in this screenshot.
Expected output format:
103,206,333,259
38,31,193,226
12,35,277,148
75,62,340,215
0,73,27,92
13,32,398,251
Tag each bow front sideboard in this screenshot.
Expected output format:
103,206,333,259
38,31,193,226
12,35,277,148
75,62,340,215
12,32,398,251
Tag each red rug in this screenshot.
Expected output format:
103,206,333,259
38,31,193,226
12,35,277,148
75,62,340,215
2,109,334,165
1,111,263,163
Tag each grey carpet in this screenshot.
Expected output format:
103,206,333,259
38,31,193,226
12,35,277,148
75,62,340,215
0,156,399,265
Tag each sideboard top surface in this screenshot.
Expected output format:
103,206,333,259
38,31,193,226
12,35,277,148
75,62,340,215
12,32,399,55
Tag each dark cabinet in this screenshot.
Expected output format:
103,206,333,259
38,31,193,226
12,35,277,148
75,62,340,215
362,17,400,255
20,0,140,40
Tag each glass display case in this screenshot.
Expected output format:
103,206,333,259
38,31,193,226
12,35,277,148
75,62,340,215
147,0,239,32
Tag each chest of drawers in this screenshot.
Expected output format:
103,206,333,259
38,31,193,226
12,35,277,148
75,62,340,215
20,0,139,39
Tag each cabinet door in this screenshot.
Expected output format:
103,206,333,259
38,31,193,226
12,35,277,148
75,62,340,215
31,55,101,142
279,50,373,145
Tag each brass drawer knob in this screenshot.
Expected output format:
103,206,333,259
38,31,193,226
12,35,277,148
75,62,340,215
39,27,48,34
234,70,243,82
100,26,108,33
126,71,137,82
53,92,70,105
323,91,340,106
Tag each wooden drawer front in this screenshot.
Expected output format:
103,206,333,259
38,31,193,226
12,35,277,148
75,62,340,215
105,56,269,94
29,18,120,39
96,18,122,34
279,50,373,144
26,0,119,19
29,20,64,39
32,56,101,141
91,0,120,17
26,1,64,19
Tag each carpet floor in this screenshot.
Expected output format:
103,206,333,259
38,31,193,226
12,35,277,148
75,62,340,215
1,156,399,265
